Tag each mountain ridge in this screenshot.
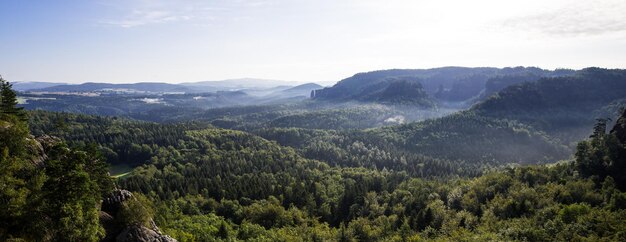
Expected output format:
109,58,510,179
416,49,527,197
311,66,576,105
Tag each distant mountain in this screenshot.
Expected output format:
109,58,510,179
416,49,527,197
275,83,322,98
31,82,192,93
181,78,299,90
312,67,575,104
234,83,324,104
241,85,293,97
22,78,303,94
12,81,68,91
286,83,323,92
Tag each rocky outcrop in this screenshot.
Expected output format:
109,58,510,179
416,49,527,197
100,189,177,242
102,189,134,215
35,135,62,153
28,135,62,167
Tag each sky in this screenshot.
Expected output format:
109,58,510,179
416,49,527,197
1,0,626,84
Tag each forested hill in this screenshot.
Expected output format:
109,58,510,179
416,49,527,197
28,110,478,177
16,105,626,241
5,73,626,240
33,82,192,93
311,67,574,104
354,68,626,164
473,67,626,141
22,68,626,167
28,111,211,165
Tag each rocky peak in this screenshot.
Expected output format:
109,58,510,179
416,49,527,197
100,189,177,242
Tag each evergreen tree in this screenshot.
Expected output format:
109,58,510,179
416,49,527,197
576,113,626,190
0,76,25,119
42,143,106,241
0,79,112,241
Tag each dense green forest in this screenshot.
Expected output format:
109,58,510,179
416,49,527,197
1,79,114,241
20,108,626,241
4,68,626,241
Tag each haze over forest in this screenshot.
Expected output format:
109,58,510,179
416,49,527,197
2,1,626,242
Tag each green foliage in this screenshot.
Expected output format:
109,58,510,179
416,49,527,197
0,77,26,119
10,68,626,240
29,110,209,165
116,193,155,227
133,162,626,241
22,105,626,241
41,142,108,241
575,111,626,190
0,81,113,241
559,203,591,223
371,111,570,164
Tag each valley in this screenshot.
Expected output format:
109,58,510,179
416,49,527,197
3,67,626,241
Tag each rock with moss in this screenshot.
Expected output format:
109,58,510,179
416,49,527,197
100,189,176,242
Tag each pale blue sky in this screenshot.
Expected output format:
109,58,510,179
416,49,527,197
2,0,626,84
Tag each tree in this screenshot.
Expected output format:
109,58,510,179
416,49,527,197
0,76,25,119
217,221,229,239
0,77,29,157
42,143,108,241
591,118,610,139
0,78,112,241
0,147,45,241
576,113,626,190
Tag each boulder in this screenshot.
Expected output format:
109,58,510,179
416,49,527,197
100,189,178,242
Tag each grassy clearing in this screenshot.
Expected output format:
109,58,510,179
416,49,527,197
109,164,134,179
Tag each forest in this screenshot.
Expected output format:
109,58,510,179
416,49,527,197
2,68,626,241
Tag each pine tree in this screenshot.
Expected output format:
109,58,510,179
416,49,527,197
0,76,25,120
591,118,610,138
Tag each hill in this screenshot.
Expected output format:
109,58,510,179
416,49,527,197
11,81,68,91
282,83,322,97
19,110,626,241
311,67,575,104
5,74,626,240
359,68,626,164
474,67,626,141
33,82,192,93
181,78,299,89
360,80,436,107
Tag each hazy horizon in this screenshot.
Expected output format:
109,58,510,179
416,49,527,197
7,66,589,86
2,0,626,84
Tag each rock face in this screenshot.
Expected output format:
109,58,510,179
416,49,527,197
28,135,62,167
100,189,177,242
35,135,62,153
102,189,134,215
